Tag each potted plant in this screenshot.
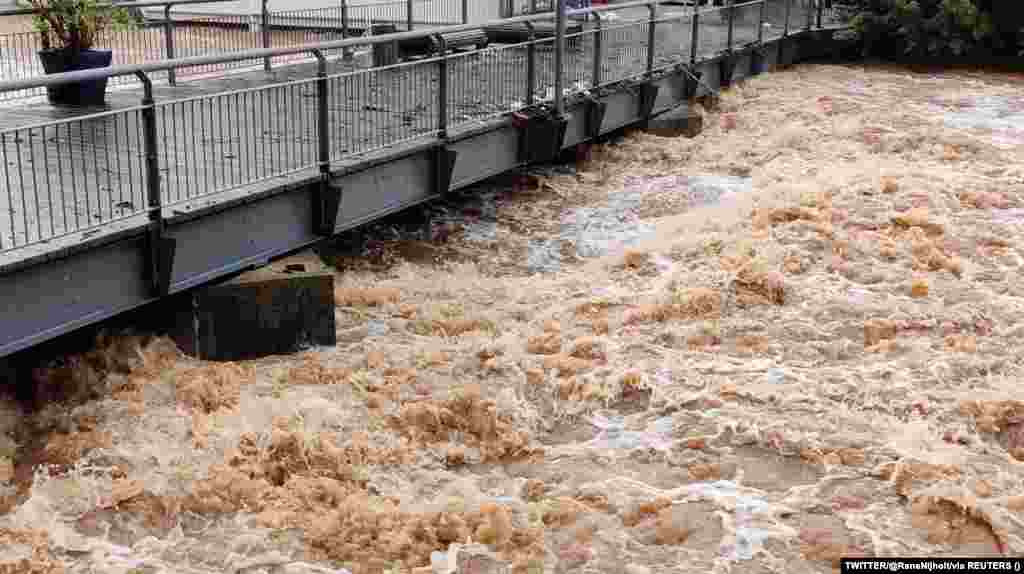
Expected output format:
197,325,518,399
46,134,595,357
23,0,134,106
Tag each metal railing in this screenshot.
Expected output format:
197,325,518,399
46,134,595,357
0,0,848,259
0,0,472,99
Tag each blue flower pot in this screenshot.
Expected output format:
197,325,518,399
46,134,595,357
38,48,113,106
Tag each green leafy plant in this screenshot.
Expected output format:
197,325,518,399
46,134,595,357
22,0,135,53
845,0,1023,59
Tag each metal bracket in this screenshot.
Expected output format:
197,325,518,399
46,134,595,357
684,67,702,100
778,36,794,68
584,98,606,140
719,55,736,88
433,146,458,195
517,113,569,164
638,83,659,120
313,182,342,236
148,225,176,298
136,69,175,298
750,46,767,76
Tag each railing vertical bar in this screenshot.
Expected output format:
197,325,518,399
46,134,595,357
341,0,349,46
591,12,602,87
57,123,68,232
726,0,734,54
461,0,468,24
10,131,24,243
816,0,824,28
554,0,564,115
112,117,124,220
28,128,40,242
758,0,765,44
0,135,7,248
316,54,328,172
42,125,54,237
646,2,656,76
250,90,259,181
262,0,271,72
121,110,133,216
1,133,10,247
783,0,792,37
690,4,699,64
164,4,177,85
138,71,164,292
525,22,536,105
90,117,102,224
78,123,90,228
192,100,202,196
238,91,248,182
435,35,448,137
102,120,113,222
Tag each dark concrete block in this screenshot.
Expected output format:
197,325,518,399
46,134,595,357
171,270,336,362
645,106,704,138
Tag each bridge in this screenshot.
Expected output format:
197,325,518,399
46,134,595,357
0,0,849,358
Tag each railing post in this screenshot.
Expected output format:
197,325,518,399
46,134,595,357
758,0,765,44
816,0,824,28
461,0,468,24
725,0,734,53
407,0,414,30
431,33,457,197
136,71,175,297
690,4,699,64
311,49,340,235
646,2,656,76
591,11,602,88
435,34,448,138
163,4,176,86
553,0,565,115
341,0,352,59
525,22,536,105
314,50,329,177
782,0,791,37
262,0,271,72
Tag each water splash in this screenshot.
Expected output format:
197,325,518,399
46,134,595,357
527,174,751,272
585,413,674,451
683,480,774,561
932,95,1024,149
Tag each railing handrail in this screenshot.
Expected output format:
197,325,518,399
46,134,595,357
0,0,239,18
0,0,665,93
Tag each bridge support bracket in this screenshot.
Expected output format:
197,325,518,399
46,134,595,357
312,180,342,237
584,97,607,140
778,36,795,68
433,146,458,196
147,224,176,298
719,54,736,89
515,112,568,164
684,67,702,100
638,82,659,120
750,46,768,76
